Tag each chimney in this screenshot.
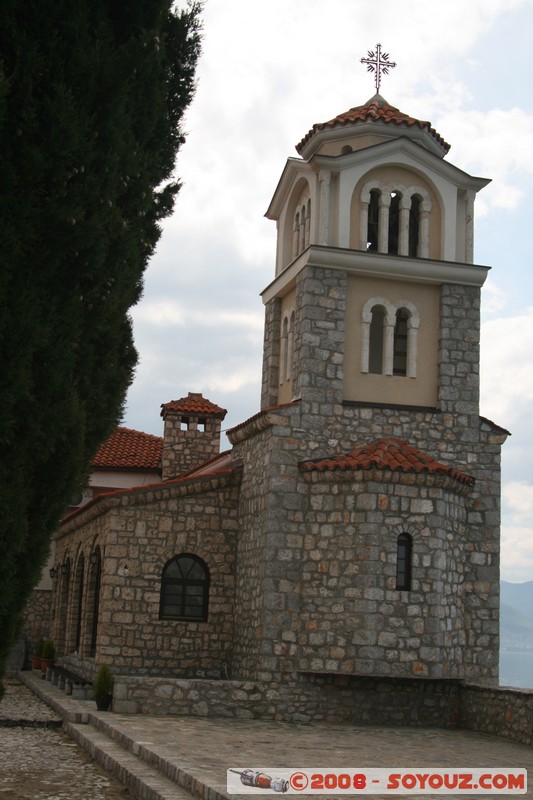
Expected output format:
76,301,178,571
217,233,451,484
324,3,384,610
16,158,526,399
160,392,227,481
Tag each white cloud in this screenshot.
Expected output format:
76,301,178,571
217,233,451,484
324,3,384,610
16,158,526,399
481,279,507,316
133,301,263,334
502,482,533,525
501,524,533,583
480,310,533,425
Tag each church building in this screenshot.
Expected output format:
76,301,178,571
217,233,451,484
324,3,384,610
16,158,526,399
48,80,509,723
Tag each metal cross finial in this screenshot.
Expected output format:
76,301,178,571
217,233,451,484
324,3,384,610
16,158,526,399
360,43,396,94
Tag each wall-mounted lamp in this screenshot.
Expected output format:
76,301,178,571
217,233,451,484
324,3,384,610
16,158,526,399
49,567,57,579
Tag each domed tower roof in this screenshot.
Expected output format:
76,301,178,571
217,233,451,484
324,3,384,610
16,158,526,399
296,93,450,161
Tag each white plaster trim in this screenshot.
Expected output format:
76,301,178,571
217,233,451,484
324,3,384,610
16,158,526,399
261,246,489,304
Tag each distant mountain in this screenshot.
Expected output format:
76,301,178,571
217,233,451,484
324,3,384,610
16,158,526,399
501,580,533,619
500,581,533,651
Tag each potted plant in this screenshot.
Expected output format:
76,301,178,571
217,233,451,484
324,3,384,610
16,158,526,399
32,639,45,670
93,664,113,711
41,640,56,673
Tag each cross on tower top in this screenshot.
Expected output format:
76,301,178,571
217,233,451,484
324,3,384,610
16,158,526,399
360,43,396,94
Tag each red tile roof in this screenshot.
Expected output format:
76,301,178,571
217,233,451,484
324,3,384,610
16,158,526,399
161,392,227,419
299,437,474,485
91,426,162,470
61,451,242,525
296,93,450,155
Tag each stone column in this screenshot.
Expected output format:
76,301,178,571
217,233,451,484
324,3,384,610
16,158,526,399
406,316,419,378
383,312,395,375
378,193,391,254
465,189,475,264
398,198,411,256
359,200,369,250
318,170,330,246
419,205,430,258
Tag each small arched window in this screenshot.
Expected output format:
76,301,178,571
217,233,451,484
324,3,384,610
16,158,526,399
393,308,409,376
89,547,102,658
409,195,421,257
396,533,412,590
287,310,295,382
160,554,209,621
388,192,401,255
280,315,289,384
367,189,380,251
293,212,301,258
299,204,307,253
74,553,85,652
368,305,385,374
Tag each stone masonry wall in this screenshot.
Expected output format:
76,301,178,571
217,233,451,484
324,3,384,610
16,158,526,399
439,284,481,416
296,469,469,679
293,266,346,406
21,589,52,648
231,412,297,681
54,473,240,677
113,675,532,747
460,682,533,746
113,672,462,728
162,413,222,480
261,297,282,409
244,399,505,684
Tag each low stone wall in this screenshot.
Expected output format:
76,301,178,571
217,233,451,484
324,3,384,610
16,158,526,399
113,674,533,746
460,682,533,746
113,673,461,728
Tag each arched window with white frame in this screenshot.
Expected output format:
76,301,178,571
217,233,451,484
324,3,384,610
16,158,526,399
393,308,409,376
287,310,295,383
359,181,431,258
293,212,301,259
361,298,419,378
368,305,386,374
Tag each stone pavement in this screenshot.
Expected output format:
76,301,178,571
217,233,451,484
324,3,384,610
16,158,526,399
9,671,533,800
0,678,129,799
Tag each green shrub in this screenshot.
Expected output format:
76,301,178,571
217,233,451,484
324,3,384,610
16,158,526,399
93,664,113,697
42,640,55,659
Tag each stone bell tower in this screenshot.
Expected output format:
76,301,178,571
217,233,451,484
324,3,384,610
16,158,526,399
240,58,508,686
261,91,491,417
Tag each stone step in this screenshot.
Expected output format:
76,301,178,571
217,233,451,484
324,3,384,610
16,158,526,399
88,713,230,800
66,720,197,800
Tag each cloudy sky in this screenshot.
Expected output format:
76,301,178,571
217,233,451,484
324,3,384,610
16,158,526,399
124,0,533,584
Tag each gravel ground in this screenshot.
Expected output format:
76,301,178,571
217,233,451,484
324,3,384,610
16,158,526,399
0,678,129,800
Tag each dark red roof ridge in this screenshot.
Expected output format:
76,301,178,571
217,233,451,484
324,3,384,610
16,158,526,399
299,436,474,485
161,392,227,419
60,460,242,527
296,93,450,155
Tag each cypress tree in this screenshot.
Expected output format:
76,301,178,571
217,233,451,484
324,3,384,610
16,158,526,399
0,0,202,692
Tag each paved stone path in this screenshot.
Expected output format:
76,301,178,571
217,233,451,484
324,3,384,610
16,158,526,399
4,672,533,800
0,678,128,799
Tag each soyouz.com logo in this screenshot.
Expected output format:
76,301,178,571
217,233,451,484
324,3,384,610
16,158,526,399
227,768,527,794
